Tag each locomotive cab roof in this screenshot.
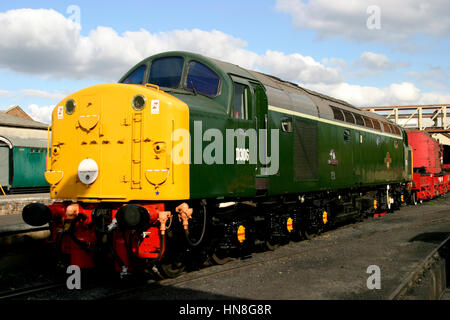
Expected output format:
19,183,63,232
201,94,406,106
119,51,403,138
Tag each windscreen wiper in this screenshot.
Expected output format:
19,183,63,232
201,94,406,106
189,79,198,96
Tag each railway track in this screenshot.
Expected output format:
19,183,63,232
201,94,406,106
0,226,49,238
0,282,65,300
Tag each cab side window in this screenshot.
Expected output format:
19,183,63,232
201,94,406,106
122,65,146,84
234,83,249,120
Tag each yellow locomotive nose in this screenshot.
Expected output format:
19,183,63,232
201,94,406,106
47,83,190,202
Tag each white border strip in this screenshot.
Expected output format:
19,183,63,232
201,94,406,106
268,105,402,140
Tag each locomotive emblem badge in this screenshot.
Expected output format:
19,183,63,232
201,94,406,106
385,152,391,169
328,149,338,165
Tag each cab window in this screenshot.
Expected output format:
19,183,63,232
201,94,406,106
122,65,146,84
185,61,220,96
234,83,249,120
148,57,184,88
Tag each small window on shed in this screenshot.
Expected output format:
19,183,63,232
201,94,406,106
342,110,356,124
372,119,381,130
354,114,365,126
122,65,146,85
363,116,374,128
331,106,345,121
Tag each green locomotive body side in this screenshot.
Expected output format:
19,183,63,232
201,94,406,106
119,51,410,201
188,101,257,199
267,108,405,195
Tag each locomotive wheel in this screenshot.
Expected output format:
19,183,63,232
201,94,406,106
158,260,185,278
210,250,231,265
302,229,316,240
265,239,280,251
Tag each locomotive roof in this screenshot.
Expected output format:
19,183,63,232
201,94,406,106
123,51,401,135
197,52,396,126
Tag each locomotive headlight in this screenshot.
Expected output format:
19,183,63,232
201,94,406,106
65,99,76,115
132,94,146,111
78,158,99,185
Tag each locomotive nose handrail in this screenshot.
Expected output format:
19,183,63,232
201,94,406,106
145,83,160,91
46,125,51,171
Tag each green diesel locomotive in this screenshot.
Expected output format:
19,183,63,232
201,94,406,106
23,51,413,277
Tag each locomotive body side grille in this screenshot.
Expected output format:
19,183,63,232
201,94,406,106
293,118,318,181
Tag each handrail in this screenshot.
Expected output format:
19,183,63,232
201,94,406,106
144,83,160,91
46,125,51,171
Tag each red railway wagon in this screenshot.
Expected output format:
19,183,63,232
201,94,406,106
407,131,449,202
443,164,450,194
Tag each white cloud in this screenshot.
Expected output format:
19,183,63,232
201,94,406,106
0,9,258,81
0,104,15,111
356,52,408,71
406,66,450,90
0,8,448,112
275,0,450,44
358,52,391,70
305,81,450,107
306,82,386,106
27,104,54,124
0,9,82,76
20,89,66,101
0,8,339,85
258,50,341,84
388,82,421,103
0,89,13,97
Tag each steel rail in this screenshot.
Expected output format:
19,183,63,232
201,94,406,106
0,282,65,300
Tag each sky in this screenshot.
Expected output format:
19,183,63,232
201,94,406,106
0,0,449,124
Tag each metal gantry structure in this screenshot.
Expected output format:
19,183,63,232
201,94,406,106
360,104,450,134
